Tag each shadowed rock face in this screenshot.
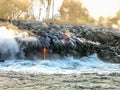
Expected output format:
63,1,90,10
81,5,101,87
0,19,120,63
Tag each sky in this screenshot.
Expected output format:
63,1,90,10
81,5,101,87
80,0,120,19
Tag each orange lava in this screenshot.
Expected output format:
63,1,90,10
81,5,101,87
43,47,47,60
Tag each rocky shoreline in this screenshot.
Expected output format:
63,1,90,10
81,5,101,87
0,19,120,63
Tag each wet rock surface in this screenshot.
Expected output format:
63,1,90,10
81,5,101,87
0,19,120,63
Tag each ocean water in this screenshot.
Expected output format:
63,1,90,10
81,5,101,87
0,54,120,74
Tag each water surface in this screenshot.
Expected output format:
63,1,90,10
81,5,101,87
0,54,120,74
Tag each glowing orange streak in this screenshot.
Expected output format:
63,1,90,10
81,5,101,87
43,47,47,60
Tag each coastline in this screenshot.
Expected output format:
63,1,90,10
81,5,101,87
0,19,120,89
0,71,120,90
0,19,120,63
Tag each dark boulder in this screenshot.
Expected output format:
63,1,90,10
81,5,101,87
0,19,120,63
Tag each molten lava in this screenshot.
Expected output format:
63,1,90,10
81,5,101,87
43,47,47,60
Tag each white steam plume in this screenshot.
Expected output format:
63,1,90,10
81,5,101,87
0,26,19,59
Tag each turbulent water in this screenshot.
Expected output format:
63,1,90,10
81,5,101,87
0,54,120,74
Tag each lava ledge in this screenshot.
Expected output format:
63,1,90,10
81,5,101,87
1,19,120,63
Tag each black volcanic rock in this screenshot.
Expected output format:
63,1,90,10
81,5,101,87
0,19,120,63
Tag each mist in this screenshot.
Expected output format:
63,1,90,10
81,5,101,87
0,26,19,59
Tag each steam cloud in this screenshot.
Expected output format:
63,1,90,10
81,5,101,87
0,26,19,59
0,25,39,60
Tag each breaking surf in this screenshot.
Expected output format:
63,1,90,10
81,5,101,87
0,54,120,75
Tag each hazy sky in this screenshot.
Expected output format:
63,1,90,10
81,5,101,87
81,0,120,19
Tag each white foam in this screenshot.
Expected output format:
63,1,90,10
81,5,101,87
0,54,120,74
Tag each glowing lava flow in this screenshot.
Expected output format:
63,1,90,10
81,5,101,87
43,47,47,60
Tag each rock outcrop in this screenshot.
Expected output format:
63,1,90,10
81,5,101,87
0,19,120,63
